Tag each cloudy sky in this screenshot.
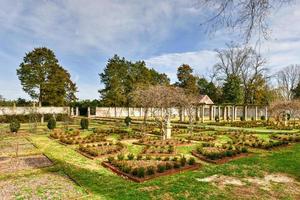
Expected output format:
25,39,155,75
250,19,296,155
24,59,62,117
0,0,299,100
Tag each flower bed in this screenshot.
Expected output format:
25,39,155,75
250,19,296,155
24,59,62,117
192,143,248,164
102,156,200,182
134,138,192,146
230,134,289,150
59,134,106,145
49,129,80,139
140,145,176,156
186,133,216,142
78,142,124,159
271,133,300,142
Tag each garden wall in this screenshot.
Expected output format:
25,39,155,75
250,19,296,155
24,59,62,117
0,106,70,116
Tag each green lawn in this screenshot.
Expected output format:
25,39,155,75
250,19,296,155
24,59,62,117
1,121,300,199
27,133,300,200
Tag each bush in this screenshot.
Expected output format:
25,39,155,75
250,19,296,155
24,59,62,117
188,157,195,165
173,162,180,168
124,116,132,126
261,115,266,120
127,153,134,160
80,118,89,129
47,117,56,130
180,156,187,166
107,156,115,163
137,167,145,178
215,116,219,122
10,119,20,133
117,154,124,160
240,116,245,121
122,166,132,174
146,166,155,175
165,162,172,170
157,164,166,173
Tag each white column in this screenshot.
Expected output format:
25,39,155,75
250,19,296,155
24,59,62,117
87,107,91,118
265,106,268,120
255,106,258,121
231,106,234,122
244,105,248,121
201,105,205,123
76,107,79,116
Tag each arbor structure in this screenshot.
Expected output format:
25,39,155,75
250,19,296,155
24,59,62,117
269,100,300,126
17,47,77,106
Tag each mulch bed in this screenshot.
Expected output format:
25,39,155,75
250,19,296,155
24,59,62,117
102,161,201,183
191,151,249,164
133,142,193,147
0,154,53,173
76,148,125,160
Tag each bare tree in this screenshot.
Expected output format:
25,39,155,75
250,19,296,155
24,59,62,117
276,64,300,101
214,43,267,103
199,0,293,42
269,99,300,126
131,85,189,139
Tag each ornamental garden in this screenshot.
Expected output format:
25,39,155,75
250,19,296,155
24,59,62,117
1,114,300,199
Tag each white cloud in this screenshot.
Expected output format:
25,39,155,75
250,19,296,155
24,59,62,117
145,50,217,82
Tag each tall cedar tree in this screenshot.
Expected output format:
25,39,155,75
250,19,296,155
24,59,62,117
17,47,77,106
176,64,198,95
222,74,243,104
198,78,222,103
99,55,169,107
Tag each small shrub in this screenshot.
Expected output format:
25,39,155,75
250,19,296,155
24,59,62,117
131,168,138,176
137,167,145,178
127,153,134,160
240,116,245,121
146,166,155,175
10,119,20,133
137,155,143,160
122,166,132,174
157,164,166,173
215,116,219,122
173,162,180,169
107,156,115,163
165,162,172,170
117,154,124,160
47,117,56,130
180,156,187,166
124,116,132,127
261,116,266,120
80,118,89,129
188,157,195,165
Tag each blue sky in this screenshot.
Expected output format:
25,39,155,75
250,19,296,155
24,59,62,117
1,0,300,100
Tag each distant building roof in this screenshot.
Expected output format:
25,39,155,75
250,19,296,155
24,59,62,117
199,95,214,105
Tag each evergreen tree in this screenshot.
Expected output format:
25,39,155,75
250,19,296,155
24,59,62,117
17,47,77,106
176,64,198,95
222,74,243,104
99,55,170,106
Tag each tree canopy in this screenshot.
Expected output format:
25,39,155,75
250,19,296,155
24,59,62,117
99,55,170,107
17,47,77,106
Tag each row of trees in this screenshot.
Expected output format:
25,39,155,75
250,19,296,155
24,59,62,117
2,45,299,108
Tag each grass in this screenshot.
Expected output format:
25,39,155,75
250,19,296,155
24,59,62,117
1,120,300,199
